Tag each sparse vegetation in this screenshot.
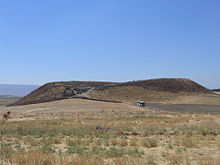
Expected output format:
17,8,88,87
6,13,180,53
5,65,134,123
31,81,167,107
10,78,214,106
0,98,220,164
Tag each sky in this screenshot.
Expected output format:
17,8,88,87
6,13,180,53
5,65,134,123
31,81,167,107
0,0,219,88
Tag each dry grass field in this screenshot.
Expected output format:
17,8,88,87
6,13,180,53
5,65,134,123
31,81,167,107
0,98,20,107
0,99,220,165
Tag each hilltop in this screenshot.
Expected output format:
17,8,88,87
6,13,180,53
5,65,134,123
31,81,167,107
10,78,212,106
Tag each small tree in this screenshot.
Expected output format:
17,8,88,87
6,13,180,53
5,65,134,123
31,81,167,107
0,111,11,164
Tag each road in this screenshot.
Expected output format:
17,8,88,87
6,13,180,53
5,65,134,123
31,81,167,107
147,103,220,113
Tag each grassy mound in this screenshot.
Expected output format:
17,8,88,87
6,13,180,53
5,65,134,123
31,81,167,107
10,78,212,106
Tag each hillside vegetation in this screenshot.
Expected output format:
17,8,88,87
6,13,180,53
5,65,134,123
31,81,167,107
10,78,212,106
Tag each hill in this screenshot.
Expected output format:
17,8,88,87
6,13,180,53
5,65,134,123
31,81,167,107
0,84,39,97
10,78,212,106
212,89,220,92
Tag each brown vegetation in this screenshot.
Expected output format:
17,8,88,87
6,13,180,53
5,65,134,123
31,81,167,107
0,107,220,165
10,78,212,106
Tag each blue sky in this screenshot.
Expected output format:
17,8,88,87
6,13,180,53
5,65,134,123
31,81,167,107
0,0,219,88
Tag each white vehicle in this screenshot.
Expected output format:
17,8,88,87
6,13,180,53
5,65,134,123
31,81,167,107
137,100,145,107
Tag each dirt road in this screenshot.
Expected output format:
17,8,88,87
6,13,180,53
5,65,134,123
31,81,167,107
147,103,220,113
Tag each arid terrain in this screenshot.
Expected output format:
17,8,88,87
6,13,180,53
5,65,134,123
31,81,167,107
0,95,220,165
0,79,219,165
0,97,20,107
10,78,212,106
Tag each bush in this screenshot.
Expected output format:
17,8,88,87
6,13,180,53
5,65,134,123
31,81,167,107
105,147,125,157
141,138,158,148
66,145,88,155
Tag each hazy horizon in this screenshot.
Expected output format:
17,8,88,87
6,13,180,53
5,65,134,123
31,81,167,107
0,84,39,96
1,0,219,88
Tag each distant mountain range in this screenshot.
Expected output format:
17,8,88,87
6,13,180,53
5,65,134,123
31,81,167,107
0,84,39,97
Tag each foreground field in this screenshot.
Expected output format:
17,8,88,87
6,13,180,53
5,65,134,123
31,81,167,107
0,99,220,165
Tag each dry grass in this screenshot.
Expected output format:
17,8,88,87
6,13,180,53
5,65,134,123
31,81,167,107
162,94,220,105
0,97,20,107
0,99,220,165
88,86,184,103
141,138,158,148
120,139,128,147
129,138,137,147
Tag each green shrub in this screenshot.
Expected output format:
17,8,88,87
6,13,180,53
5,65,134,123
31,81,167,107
66,145,88,155
105,147,125,157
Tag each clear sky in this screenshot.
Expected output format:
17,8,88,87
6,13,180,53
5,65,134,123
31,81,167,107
0,0,219,88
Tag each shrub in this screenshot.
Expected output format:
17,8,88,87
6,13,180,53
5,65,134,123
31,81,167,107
111,139,119,146
105,147,125,157
127,148,143,157
66,145,88,155
130,138,137,146
141,138,158,148
120,139,128,147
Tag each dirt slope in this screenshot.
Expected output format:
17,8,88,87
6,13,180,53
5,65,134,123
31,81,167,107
10,78,212,106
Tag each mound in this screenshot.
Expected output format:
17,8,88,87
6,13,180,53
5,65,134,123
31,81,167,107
96,78,210,93
88,79,212,102
10,78,212,106
9,81,114,106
